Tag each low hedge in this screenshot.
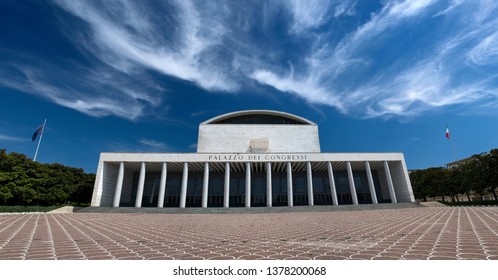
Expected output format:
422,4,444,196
440,200,498,206
0,205,62,213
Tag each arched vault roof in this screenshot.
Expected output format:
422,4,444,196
201,110,316,125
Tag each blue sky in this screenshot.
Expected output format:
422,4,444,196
1,0,497,173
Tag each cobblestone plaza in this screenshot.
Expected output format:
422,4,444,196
1,207,498,260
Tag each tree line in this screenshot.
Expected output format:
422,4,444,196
410,149,498,202
0,149,95,206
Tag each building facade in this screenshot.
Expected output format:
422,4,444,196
91,110,415,208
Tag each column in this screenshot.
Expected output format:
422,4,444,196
266,162,272,207
384,161,397,203
286,162,293,207
306,162,314,206
179,162,188,208
365,161,378,204
202,162,209,208
327,162,338,206
149,180,157,204
157,162,167,208
245,162,251,208
224,162,230,208
113,162,124,207
347,162,359,205
135,162,146,208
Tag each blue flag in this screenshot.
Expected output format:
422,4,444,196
32,123,45,142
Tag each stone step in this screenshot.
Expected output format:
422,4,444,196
76,202,422,214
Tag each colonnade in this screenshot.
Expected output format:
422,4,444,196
112,161,397,208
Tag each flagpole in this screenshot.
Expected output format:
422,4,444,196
446,124,458,162
34,119,46,162
449,137,458,162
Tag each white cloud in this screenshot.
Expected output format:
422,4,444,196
359,60,497,118
251,0,437,115
286,0,356,33
362,62,451,117
0,62,153,120
434,0,464,16
251,0,498,118
469,31,498,65
332,0,436,69
287,0,332,33
334,1,356,17
388,0,435,18
53,0,238,92
250,70,345,112
0,133,25,142
2,0,498,122
138,139,169,150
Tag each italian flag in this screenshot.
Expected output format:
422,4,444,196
446,126,450,139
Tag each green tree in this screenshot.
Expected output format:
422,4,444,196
426,167,448,201
410,169,430,201
410,148,498,203
451,165,471,201
482,150,498,200
0,149,95,206
0,185,13,205
458,155,488,200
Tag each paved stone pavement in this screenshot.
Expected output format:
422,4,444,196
1,207,498,260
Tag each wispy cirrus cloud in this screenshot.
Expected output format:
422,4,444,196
53,0,238,92
138,139,169,150
1,0,240,121
2,0,498,121
0,59,160,120
361,60,492,118
250,70,345,112
287,0,333,33
468,31,498,66
251,0,498,118
0,133,26,142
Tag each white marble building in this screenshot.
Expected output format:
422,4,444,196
91,110,415,208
